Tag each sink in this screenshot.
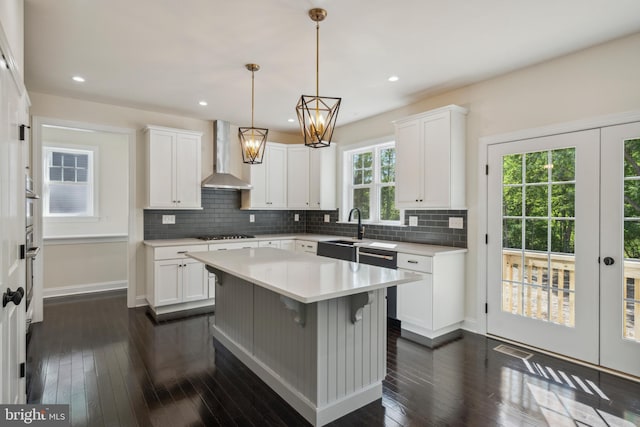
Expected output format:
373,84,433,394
317,240,357,261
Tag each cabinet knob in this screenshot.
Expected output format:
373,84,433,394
177,200,181,203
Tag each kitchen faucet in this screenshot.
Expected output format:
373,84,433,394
348,208,364,240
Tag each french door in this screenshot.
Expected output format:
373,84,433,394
600,122,640,377
487,123,640,377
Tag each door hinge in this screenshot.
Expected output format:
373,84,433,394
485,303,488,314
485,164,489,175
19,362,25,378
485,234,488,244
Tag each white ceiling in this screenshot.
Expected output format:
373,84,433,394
24,0,640,132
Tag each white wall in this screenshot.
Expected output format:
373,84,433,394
334,32,640,329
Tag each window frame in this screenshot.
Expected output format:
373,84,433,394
43,144,98,220
342,140,403,225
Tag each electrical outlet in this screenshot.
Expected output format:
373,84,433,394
449,217,464,229
249,214,255,223
409,216,418,227
162,215,175,225
324,214,330,223
294,214,300,222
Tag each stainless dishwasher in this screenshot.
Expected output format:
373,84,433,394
358,247,398,319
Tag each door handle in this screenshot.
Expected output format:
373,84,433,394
603,257,615,266
3,287,24,307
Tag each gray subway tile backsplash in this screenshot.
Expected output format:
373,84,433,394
144,189,466,248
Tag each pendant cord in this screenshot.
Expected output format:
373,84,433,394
251,70,255,128
316,21,319,99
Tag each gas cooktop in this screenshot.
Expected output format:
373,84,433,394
196,234,256,241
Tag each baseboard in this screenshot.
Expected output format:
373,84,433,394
462,317,478,333
135,296,148,307
43,280,127,299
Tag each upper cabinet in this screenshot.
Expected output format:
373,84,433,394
287,144,336,210
394,105,467,209
145,125,202,209
241,142,287,209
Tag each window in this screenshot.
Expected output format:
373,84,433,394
344,142,401,224
43,146,95,217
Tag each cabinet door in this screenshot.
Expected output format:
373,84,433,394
175,133,202,208
245,160,268,208
421,113,451,207
397,271,432,330
182,260,207,302
154,260,182,306
309,144,336,210
148,130,176,208
287,146,310,208
280,240,296,251
266,144,287,208
394,120,423,207
258,240,281,248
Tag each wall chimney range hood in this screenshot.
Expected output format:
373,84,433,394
201,120,252,190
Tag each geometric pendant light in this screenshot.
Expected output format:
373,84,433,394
296,8,341,148
239,63,268,164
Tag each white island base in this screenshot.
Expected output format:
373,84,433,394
212,269,387,426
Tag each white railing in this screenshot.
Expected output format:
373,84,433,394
502,250,639,340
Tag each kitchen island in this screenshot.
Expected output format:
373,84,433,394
187,247,421,426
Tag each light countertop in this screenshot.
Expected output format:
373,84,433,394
143,233,466,257
187,247,422,303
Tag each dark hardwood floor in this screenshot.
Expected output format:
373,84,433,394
27,291,640,426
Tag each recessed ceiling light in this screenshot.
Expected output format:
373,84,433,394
199,100,208,106
388,75,399,82
287,118,295,123
72,76,85,83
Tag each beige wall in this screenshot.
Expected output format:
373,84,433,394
42,241,127,289
334,32,640,325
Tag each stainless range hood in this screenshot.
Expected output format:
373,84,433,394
201,120,252,190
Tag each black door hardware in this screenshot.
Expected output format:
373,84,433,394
2,287,24,307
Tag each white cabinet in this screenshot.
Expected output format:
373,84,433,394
286,144,336,210
145,125,202,209
209,241,259,251
394,105,467,209
295,240,317,254
280,240,296,251
396,252,465,346
287,146,310,208
242,142,287,209
258,240,281,248
145,244,211,316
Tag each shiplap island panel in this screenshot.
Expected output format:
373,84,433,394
187,248,421,426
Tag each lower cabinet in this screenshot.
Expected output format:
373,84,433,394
396,252,465,347
295,240,317,254
280,240,296,252
146,244,213,317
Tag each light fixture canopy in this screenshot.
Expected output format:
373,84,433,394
296,8,341,148
239,63,268,164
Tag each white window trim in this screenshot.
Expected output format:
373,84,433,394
341,139,403,225
43,143,99,220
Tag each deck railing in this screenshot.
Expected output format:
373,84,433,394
501,249,639,340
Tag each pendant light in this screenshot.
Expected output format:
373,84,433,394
239,63,268,164
296,8,341,148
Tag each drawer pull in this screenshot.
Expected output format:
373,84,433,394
407,260,419,264
177,251,188,254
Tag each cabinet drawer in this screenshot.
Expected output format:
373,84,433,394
397,253,432,273
295,240,317,253
209,241,259,251
258,240,281,248
154,245,204,260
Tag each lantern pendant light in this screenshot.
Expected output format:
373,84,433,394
296,8,341,148
239,63,268,164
